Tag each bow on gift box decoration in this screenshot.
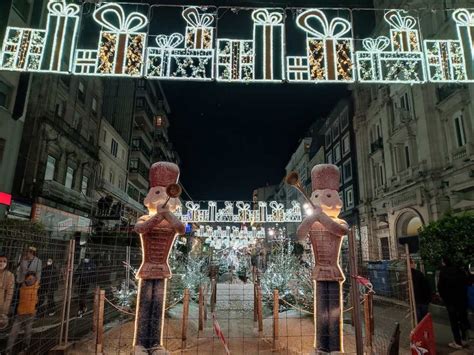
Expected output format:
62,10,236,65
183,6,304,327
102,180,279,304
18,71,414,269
297,9,353,81
384,10,420,52
47,0,80,17
155,33,184,49
251,9,285,81
182,7,214,49
93,3,148,75
362,36,390,52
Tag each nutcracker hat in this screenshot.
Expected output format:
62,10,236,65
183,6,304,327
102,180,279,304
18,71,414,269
311,164,340,192
149,161,180,188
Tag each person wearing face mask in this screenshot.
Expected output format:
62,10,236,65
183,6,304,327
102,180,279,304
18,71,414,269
6,271,39,354
38,258,59,316
0,254,14,330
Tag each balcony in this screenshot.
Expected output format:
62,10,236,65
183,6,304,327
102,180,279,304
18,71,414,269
129,160,149,189
131,138,152,160
370,137,383,154
42,180,93,212
98,179,146,215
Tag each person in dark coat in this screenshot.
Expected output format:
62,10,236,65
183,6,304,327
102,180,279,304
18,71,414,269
438,257,471,350
410,258,432,322
75,257,96,317
39,258,59,316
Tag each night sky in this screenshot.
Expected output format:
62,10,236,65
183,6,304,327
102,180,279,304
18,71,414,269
128,0,374,200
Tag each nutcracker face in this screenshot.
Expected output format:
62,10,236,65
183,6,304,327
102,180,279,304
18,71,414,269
144,185,179,214
310,188,342,218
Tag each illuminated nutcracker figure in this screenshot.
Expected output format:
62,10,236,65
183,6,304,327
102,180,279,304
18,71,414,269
287,164,349,353
133,162,185,353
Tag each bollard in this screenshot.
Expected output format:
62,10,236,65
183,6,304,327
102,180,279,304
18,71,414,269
364,291,374,352
273,289,279,350
199,286,204,331
257,285,263,333
181,288,190,349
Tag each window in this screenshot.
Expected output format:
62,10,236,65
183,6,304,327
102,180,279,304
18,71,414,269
326,151,333,164
342,133,350,155
400,92,411,112
333,143,341,163
91,97,98,116
380,238,390,260
345,186,354,209
72,111,81,129
109,169,114,184
129,159,138,170
65,166,74,189
55,101,65,118
155,116,162,127
325,130,331,146
121,149,125,160
78,81,85,103
81,176,89,195
118,177,124,190
404,145,411,169
0,81,11,108
340,109,349,129
453,113,466,147
102,129,106,143
136,98,144,107
332,121,340,139
343,159,352,182
111,139,118,157
44,155,56,181
379,164,384,185
137,79,146,89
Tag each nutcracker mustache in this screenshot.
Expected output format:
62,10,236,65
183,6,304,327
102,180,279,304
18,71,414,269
161,183,182,208
285,171,317,210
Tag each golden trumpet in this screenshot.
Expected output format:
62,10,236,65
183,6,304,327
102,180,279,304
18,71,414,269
285,171,317,210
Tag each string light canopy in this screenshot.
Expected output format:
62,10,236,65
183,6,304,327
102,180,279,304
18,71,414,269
1,1,473,84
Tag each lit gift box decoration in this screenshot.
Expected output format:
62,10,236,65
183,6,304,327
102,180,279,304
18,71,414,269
287,9,354,82
146,7,215,80
385,10,420,52
252,9,285,81
452,9,474,80
287,56,310,81
217,39,254,81
424,40,467,82
0,0,79,73
74,3,148,76
183,7,214,50
356,10,426,83
146,33,214,80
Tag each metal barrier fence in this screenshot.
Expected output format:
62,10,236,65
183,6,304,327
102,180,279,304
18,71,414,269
0,221,415,354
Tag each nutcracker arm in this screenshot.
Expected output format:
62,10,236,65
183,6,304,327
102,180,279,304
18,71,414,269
162,211,186,235
317,213,349,236
134,214,164,234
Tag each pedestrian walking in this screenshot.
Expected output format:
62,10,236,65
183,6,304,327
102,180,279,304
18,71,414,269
410,258,432,322
6,271,39,354
0,254,15,330
38,258,59,316
75,257,96,317
438,256,471,350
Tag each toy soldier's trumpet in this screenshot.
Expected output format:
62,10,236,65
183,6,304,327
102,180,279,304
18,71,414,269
162,183,182,208
285,171,317,210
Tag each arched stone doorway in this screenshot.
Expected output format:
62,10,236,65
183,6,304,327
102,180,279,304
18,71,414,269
396,209,424,253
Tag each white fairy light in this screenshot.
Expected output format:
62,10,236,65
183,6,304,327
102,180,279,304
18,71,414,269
356,10,426,84
73,2,148,77
174,200,302,223
146,7,215,81
217,8,285,82
196,225,265,250
287,9,354,83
